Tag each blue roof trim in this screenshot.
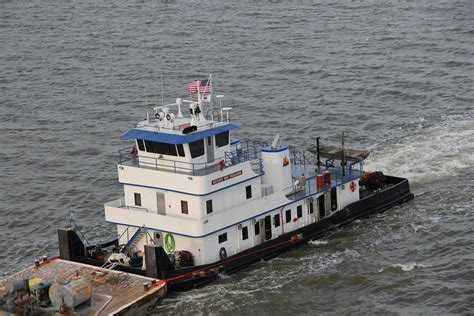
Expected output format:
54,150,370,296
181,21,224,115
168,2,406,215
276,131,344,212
123,123,239,144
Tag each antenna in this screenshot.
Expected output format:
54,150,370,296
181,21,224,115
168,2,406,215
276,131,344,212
210,73,213,119
216,95,224,121
341,131,345,177
160,74,164,107
316,137,321,173
145,87,149,123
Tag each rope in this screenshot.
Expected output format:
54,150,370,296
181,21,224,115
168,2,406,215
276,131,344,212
150,236,299,287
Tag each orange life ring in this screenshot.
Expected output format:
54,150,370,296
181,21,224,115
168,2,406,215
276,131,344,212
350,181,357,192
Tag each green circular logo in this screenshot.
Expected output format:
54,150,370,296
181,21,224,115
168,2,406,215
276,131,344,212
164,233,175,253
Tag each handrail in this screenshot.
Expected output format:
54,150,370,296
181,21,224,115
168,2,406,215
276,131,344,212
285,166,365,201
118,139,266,176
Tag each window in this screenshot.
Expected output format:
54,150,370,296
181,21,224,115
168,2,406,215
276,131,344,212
254,222,260,235
285,209,291,223
274,214,280,227
309,202,314,214
177,144,185,157
215,131,229,148
218,233,227,243
206,200,213,214
137,139,145,151
144,140,177,156
246,185,252,199
242,226,248,240
134,193,142,206
207,136,212,146
297,205,303,218
181,200,188,214
189,139,205,158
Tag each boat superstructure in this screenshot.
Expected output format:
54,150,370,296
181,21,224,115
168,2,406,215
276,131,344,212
55,77,414,290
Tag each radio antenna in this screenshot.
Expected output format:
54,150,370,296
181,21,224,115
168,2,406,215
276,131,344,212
161,74,164,107
145,86,149,123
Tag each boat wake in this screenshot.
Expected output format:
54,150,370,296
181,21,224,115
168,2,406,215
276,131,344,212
308,239,329,246
379,262,426,273
364,115,474,185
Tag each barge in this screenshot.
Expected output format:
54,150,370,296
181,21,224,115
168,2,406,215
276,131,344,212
0,257,166,315
1,76,414,312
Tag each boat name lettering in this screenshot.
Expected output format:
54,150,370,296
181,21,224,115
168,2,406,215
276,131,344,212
212,170,243,185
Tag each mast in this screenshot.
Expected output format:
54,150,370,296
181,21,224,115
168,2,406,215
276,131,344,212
341,131,345,177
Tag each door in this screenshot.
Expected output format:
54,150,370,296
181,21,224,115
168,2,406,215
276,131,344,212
156,192,166,215
331,187,338,211
318,194,325,219
255,220,264,245
264,215,272,241
206,136,214,162
308,198,317,223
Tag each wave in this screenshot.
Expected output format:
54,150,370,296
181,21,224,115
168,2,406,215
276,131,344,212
379,262,426,273
365,115,474,185
308,239,329,246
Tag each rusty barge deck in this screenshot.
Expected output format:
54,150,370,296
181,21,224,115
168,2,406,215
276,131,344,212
0,258,166,315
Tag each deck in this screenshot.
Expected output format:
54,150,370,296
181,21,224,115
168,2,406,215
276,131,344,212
0,258,166,315
288,163,364,200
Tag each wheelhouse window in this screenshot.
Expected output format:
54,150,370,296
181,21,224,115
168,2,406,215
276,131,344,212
134,193,142,206
274,214,280,227
246,185,252,199
309,201,314,214
215,131,229,148
181,200,189,214
189,139,205,158
254,222,260,235
242,226,249,240
144,140,177,156
285,209,291,223
177,144,185,157
136,139,145,151
218,233,227,243
206,199,213,214
297,205,303,218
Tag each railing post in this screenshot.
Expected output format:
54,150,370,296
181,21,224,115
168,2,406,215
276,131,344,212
174,161,176,173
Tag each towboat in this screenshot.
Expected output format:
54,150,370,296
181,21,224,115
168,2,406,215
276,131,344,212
47,77,414,292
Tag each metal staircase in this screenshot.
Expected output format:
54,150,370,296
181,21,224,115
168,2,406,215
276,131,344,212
120,226,145,254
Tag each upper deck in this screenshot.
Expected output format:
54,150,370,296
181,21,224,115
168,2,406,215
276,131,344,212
118,139,264,176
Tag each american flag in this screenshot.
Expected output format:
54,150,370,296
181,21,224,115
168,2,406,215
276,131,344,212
188,79,211,93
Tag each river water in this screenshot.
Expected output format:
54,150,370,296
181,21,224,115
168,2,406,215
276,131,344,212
1,0,473,314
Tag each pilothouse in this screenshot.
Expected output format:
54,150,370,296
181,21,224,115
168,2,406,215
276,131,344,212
57,76,414,290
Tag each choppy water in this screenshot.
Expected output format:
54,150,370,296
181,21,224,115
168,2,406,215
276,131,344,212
1,0,473,314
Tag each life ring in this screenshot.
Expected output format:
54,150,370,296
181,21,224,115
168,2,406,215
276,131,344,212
155,112,162,121
219,247,227,260
166,113,172,121
350,181,357,192
164,234,175,253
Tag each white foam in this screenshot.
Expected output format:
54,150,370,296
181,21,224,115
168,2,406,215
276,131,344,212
309,239,329,246
391,262,425,271
377,262,426,273
365,115,474,185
